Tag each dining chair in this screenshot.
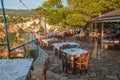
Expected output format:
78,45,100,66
54,47,59,56
108,40,114,49
62,44,70,49
47,41,54,50
75,41,81,47
42,58,49,80
76,35,79,41
39,35,47,47
75,53,89,74
61,53,71,74
59,44,70,59
103,44,109,50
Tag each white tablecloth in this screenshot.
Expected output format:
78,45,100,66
53,42,80,50
0,58,33,80
103,39,119,44
76,34,84,37
62,48,88,56
42,38,58,44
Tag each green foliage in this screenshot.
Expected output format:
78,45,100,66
18,28,24,35
42,0,63,8
46,9,63,25
15,16,24,23
10,53,18,58
7,17,16,23
0,17,3,22
26,49,36,59
67,0,103,17
49,27,55,32
8,32,18,44
1,0,120,28
35,0,120,28
99,0,120,12
0,37,6,44
6,16,25,23
39,27,44,33
18,29,25,44
66,13,89,27
0,9,31,17
35,6,46,18
67,0,120,17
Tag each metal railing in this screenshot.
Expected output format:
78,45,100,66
0,0,39,59
9,39,39,58
0,44,7,46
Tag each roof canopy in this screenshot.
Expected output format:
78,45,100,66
91,8,120,22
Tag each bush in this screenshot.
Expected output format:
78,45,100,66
26,49,36,60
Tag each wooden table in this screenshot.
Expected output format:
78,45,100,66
62,48,88,74
53,42,80,57
42,38,58,49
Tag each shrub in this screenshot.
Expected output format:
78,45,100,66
26,49,36,60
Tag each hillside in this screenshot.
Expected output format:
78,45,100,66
0,9,33,17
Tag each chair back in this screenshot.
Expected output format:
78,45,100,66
80,53,89,62
78,53,89,69
61,52,71,73
62,44,70,49
39,35,47,44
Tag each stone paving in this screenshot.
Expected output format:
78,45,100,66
31,35,120,80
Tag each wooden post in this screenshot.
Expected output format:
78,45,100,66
89,22,91,34
101,21,104,51
101,22,104,43
95,21,97,31
95,21,98,42
91,23,93,32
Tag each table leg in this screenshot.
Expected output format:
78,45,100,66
71,56,75,74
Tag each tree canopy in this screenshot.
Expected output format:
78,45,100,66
42,0,63,8
35,0,120,28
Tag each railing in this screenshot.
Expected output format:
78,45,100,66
0,44,7,46
0,0,39,59
10,39,39,58
0,39,39,59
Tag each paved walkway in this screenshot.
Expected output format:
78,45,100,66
31,35,120,80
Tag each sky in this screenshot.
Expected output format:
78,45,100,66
0,0,67,10
0,0,46,10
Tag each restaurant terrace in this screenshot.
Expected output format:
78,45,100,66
0,0,120,80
